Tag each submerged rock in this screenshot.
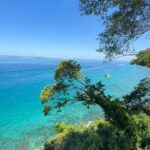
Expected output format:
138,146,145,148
15,140,29,150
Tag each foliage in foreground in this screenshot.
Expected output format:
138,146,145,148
131,48,150,68
43,113,150,150
79,0,150,58
40,60,150,150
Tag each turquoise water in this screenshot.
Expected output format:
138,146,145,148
0,57,150,150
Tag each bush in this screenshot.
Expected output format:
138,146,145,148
43,115,150,150
131,48,150,68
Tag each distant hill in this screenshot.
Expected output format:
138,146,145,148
131,48,150,68
0,55,61,65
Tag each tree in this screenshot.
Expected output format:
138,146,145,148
43,113,150,150
123,78,150,113
131,48,150,67
79,0,150,58
41,60,150,150
40,60,149,130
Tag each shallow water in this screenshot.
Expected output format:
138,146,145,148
0,57,150,150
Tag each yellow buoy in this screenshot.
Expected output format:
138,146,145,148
105,73,110,79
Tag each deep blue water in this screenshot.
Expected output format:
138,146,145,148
0,57,150,150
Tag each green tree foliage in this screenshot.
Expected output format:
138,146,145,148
79,0,150,58
123,78,150,113
43,113,150,150
40,60,84,116
40,60,131,130
131,48,150,67
40,60,150,150
143,101,150,115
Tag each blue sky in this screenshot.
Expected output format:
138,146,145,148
0,0,149,59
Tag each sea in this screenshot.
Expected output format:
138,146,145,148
0,56,150,150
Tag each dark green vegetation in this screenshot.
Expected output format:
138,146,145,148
131,48,150,68
43,114,150,150
41,60,150,150
80,0,150,58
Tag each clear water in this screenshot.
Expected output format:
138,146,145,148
0,57,150,150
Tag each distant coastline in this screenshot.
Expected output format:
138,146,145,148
0,55,134,64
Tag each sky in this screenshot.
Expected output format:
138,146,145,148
0,0,149,59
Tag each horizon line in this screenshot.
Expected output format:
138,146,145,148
0,54,134,62
0,54,104,61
